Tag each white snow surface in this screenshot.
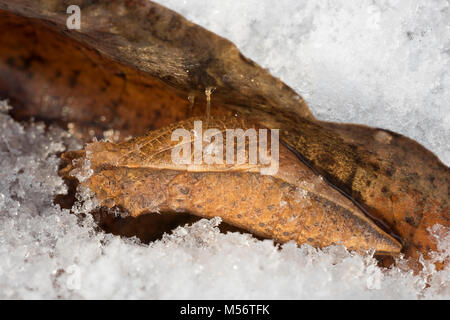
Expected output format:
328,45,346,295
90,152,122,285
160,0,450,165
1,0,449,299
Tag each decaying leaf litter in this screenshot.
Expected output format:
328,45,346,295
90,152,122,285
0,0,448,271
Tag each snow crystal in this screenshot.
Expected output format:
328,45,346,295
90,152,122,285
1,0,449,299
160,0,450,165
0,101,448,299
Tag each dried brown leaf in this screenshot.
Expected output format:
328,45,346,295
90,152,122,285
0,0,447,268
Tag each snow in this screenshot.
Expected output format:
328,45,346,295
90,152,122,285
160,0,450,165
1,0,449,299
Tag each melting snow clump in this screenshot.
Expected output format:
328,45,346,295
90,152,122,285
0,101,448,299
